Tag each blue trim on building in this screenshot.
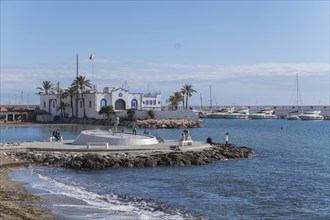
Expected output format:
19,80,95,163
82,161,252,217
100,99,107,107
131,99,138,109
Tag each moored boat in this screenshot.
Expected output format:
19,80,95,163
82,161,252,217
286,111,301,120
299,111,324,120
207,107,234,118
250,108,277,119
225,107,250,119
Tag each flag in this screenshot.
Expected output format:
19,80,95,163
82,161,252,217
89,53,94,60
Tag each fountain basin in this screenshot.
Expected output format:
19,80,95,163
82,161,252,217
72,130,159,146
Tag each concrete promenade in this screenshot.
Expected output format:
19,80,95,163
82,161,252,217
1,140,212,154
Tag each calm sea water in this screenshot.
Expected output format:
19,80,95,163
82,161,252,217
5,119,330,220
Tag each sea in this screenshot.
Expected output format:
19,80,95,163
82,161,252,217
2,119,329,220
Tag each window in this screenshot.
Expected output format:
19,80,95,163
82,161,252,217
89,101,92,108
80,101,83,108
153,100,156,105
131,99,138,109
44,101,46,108
100,99,107,107
53,101,55,108
146,100,149,105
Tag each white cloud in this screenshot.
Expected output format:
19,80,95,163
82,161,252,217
1,62,329,105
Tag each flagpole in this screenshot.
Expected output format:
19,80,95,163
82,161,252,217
92,59,94,85
76,54,78,78
90,53,94,85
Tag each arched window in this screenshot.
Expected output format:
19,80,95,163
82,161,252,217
89,100,92,108
131,99,138,109
100,99,107,107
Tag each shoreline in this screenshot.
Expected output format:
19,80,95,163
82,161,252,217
0,154,57,220
0,140,255,220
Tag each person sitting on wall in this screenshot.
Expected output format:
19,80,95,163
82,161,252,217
181,131,186,141
206,136,214,145
53,129,62,141
183,129,191,140
52,130,57,140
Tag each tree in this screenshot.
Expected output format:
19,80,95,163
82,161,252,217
180,89,186,109
126,109,136,121
36,80,55,95
98,105,115,119
57,101,70,118
166,92,183,110
181,84,197,109
147,109,155,119
71,75,93,118
63,86,77,118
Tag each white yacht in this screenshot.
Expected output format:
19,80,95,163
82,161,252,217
225,107,250,119
250,108,278,119
286,111,301,120
299,111,324,120
207,107,235,118
193,109,209,118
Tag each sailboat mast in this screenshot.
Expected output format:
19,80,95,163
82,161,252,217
209,85,212,110
200,93,203,111
296,73,298,107
76,54,78,78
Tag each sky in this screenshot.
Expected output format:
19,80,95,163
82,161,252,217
1,0,329,107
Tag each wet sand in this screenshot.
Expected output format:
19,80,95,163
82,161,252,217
0,153,57,220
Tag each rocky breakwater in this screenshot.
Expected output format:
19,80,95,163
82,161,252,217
4,144,255,169
133,119,203,129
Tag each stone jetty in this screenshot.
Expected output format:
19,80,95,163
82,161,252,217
132,119,203,129
1,143,254,169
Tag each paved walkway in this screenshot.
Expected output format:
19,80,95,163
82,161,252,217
1,140,212,154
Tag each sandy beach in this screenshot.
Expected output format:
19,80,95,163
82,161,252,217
0,152,57,220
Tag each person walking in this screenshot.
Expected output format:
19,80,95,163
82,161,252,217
224,132,229,145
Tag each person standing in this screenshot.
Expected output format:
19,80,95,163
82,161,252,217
225,132,229,145
132,123,138,135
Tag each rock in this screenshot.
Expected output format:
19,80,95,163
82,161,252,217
2,142,255,169
133,119,203,129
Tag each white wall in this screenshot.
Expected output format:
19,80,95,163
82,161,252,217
116,110,199,121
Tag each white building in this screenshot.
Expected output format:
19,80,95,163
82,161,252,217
39,86,162,119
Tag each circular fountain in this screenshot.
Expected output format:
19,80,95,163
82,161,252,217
72,130,159,146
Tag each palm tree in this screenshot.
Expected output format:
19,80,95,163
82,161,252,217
71,75,92,118
166,92,183,110
180,89,185,110
36,80,54,95
181,84,197,109
57,101,70,118
63,86,77,118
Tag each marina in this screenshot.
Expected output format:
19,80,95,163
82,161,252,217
194,105,329,120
